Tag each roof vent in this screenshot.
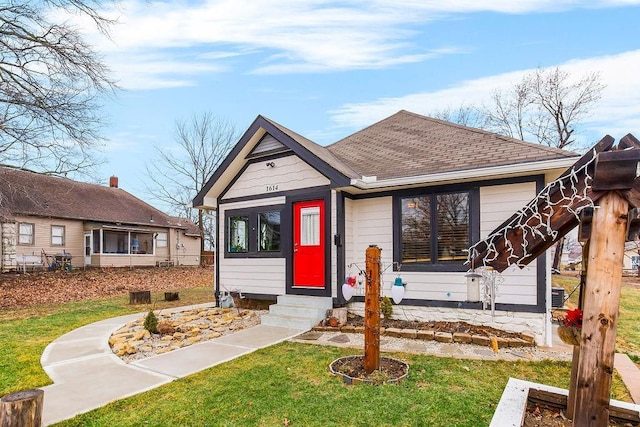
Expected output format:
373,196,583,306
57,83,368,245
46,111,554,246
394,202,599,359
109,176,118,188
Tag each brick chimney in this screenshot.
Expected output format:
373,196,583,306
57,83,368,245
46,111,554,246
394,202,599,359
109,176,118,188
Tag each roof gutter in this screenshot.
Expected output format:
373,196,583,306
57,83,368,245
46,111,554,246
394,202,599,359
349,157,578,190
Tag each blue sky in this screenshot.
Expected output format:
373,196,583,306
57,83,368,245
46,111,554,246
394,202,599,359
71,1,640,209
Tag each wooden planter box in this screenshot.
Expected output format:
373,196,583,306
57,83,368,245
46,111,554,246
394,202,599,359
491,378,640,426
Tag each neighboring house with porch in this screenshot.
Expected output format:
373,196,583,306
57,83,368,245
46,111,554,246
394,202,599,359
0,167,201,271
193,110,579,345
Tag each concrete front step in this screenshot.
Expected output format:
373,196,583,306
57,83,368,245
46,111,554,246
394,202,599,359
269,304,327,319
276,294,333,310
260,313,319,330
261,295,333,330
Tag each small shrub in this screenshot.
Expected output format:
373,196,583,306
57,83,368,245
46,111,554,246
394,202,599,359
381,296,393,319
144,310,158,334
157,320,175,335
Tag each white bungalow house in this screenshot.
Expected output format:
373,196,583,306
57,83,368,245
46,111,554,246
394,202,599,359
193,110,579,345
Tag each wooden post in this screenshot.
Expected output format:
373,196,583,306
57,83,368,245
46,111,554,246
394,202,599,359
567,240,588,420
0,389,44,427
573,192,628,426
364,245,381,374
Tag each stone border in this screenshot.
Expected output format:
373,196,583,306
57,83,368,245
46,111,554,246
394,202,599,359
313,325,535,349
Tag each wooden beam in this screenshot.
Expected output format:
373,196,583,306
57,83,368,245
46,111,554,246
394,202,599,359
470,136,614,272
573,192,628,426
618,133,640,150
592,149,640,191
364,245,381,374
621,177,640,209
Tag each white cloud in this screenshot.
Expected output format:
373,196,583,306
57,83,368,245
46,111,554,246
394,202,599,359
328,49,640,145
57,0,640,90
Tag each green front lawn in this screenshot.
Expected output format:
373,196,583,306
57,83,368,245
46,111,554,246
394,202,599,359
57,343,577,427
0,282,635,426
552,274,640,357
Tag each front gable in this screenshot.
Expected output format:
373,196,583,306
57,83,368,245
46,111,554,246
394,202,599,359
222,155,330,201
193,116,353,209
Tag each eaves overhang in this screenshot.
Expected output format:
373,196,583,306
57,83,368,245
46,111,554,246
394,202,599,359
346,157,579,192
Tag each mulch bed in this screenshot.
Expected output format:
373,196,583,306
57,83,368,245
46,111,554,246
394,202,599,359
330,355,409,385
347,313,525,339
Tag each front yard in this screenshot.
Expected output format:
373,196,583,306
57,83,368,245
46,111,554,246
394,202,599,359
0,268,636,425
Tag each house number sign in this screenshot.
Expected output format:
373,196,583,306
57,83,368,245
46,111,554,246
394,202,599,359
266,184,279,192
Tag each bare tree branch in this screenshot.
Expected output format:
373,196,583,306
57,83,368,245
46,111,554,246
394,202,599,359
430,104,487,129
0,0,116,177
481,67,604,150
144,112,237,252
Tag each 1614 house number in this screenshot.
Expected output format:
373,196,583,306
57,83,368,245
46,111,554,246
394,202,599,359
266,184,279,192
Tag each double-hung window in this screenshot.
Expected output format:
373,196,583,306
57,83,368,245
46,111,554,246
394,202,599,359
18,223,34,245
51,225,65,246
226,206,283,257
156,232,168,248
395,189,477,271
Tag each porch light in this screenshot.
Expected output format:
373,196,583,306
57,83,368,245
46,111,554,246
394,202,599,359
465,271,482,302
391,276,405,304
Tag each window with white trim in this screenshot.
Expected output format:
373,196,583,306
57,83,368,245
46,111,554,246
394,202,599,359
18,223,34,245
51,225,65,246
156,232,168,248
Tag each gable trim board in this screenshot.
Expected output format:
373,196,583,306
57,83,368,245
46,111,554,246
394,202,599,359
193,116,354,210
196,111,579,345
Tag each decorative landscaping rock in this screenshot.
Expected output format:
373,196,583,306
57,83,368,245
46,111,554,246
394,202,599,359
472,335,491,346
416,330,435,341
384,327,403,338
453,332,472,344
434,332,453,343
399,329,418,339
109,307,264,363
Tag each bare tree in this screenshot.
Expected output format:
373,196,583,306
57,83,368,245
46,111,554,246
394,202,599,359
483,67,604,150
144,112,237,253
0,0,117,176
430,104,487,129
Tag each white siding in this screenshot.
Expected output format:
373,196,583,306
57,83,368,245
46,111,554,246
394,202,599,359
480,182,538,305
480,182,537,237
223,156,329,200
347,197,394,270
218,197,287,296
344,197,355,272
219,258,286,296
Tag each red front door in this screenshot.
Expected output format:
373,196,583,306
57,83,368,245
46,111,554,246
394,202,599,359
293,200,325,288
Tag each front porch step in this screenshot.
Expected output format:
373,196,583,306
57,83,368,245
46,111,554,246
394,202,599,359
260,295,333,330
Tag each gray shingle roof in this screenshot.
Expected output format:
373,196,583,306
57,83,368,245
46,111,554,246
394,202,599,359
0,167,195,230
326,110,578,180
263,117,360,179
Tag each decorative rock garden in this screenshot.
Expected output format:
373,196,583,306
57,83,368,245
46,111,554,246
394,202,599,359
109,307,264,362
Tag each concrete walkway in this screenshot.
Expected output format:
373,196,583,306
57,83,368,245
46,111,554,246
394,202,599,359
39,305,303,426
38,309,640,425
